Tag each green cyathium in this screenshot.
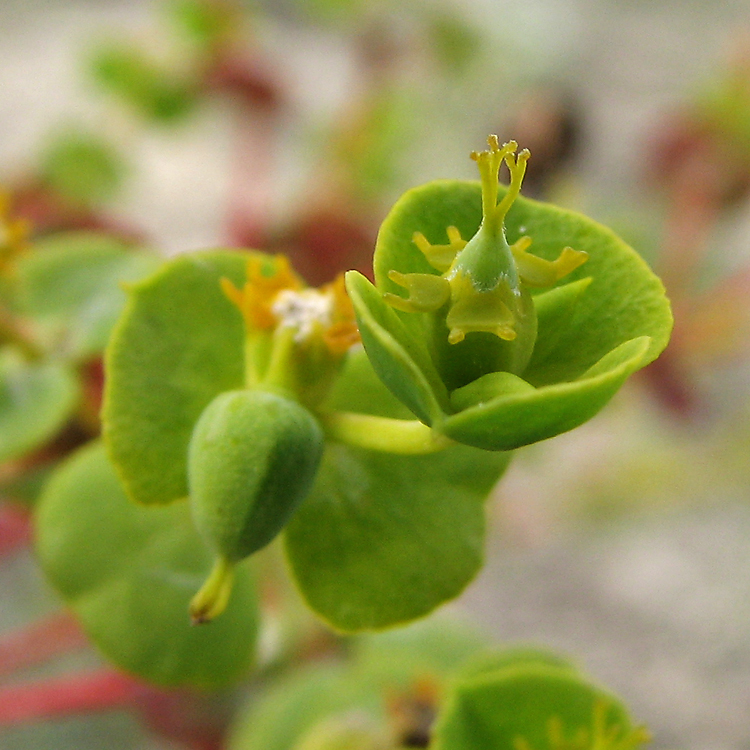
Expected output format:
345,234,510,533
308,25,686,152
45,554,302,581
383,136,587,372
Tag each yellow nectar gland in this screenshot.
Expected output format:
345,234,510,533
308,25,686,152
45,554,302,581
221,255,360,356
384,136,588,346
512,702,651,750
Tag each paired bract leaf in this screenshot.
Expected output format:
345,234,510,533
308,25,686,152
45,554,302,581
104,250,248,505
441,337,651,451
345,271,448,425
0,349,79,463
347,179,672,449
36,441,258,688
433,661,645,750
284,351,510,632
16,232,159,360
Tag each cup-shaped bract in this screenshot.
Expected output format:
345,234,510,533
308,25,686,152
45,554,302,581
347,138,672,451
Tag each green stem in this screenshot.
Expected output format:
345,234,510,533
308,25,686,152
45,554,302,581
261,326,297,395
321,411,453,454
244,331,272,389
189,555,235,625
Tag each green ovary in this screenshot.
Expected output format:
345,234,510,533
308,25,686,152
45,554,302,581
384,136,588,377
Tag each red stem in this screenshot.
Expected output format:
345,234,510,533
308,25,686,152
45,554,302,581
0,669,140,725
0,611,88,679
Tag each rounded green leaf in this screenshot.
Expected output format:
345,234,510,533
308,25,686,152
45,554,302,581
432,664,644,750
286,351,511,631
35,441,258,689
103,250,249,505
229,663,375,750
440,336,651,451
455,647,578,682
351,617,488,690
374,180,671,385
40,131,125,207
0,349,79,463
16,232,159,360
284,443,498,632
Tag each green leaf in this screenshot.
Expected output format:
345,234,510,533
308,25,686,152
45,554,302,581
103,250,248,505
229,663,376,750
323,347,413,420
91,43,197,123
286,348,510,631
432,664,644,750
440,336,650,451
0,461,57,507
284,443,492,632
528,277,592,373
40,130,126,207
373,179,671,385
166,0,234,51
455,647,578,682
351,617,488,690
345,271,448,425
35,441,258,689
230,619,484,750
0,349,79,463
16,232,159,360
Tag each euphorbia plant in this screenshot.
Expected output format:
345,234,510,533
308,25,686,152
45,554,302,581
34,134,671,692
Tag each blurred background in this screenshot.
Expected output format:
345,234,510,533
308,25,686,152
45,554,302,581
2,0,750,748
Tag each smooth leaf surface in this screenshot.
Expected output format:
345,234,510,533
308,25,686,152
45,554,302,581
284,442,503,631
286,350,510,631
529,277,592,372
0,349,79,463
374,180,671,385
351,617,488,690
104,250,248,505
40,132,125,207
432,665,638,750
440,336,651,451
16,232,159,359
455,648,578,682
36,442,258,688
322,346,413,420
229,664,373,750
346,270,448,424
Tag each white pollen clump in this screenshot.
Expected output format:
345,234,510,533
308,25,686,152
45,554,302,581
272,288,334,342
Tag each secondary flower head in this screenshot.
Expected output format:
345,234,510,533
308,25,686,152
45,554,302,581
345,135,672,450
221,254,359,357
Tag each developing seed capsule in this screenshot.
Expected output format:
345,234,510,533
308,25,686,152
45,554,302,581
188,389,324,623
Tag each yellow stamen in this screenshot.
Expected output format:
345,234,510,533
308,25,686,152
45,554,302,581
321,273,361,355
221,254,303,331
